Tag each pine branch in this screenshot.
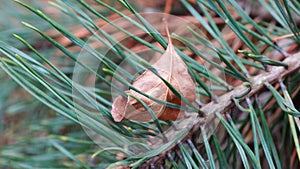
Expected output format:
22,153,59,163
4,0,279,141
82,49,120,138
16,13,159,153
143,51,300,165
1,0,300,168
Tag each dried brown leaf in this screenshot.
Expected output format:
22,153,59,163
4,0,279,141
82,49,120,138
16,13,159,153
111,26,196,122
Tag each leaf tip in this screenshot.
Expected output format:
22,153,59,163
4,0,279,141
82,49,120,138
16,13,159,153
111,95,128,122
163,17,172,46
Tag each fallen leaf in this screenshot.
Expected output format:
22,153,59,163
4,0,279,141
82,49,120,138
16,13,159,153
111,24,196,122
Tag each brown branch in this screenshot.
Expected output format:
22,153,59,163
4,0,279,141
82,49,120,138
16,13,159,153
144,51,300,165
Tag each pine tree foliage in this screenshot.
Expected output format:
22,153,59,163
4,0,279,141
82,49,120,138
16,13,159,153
0,0,300,168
